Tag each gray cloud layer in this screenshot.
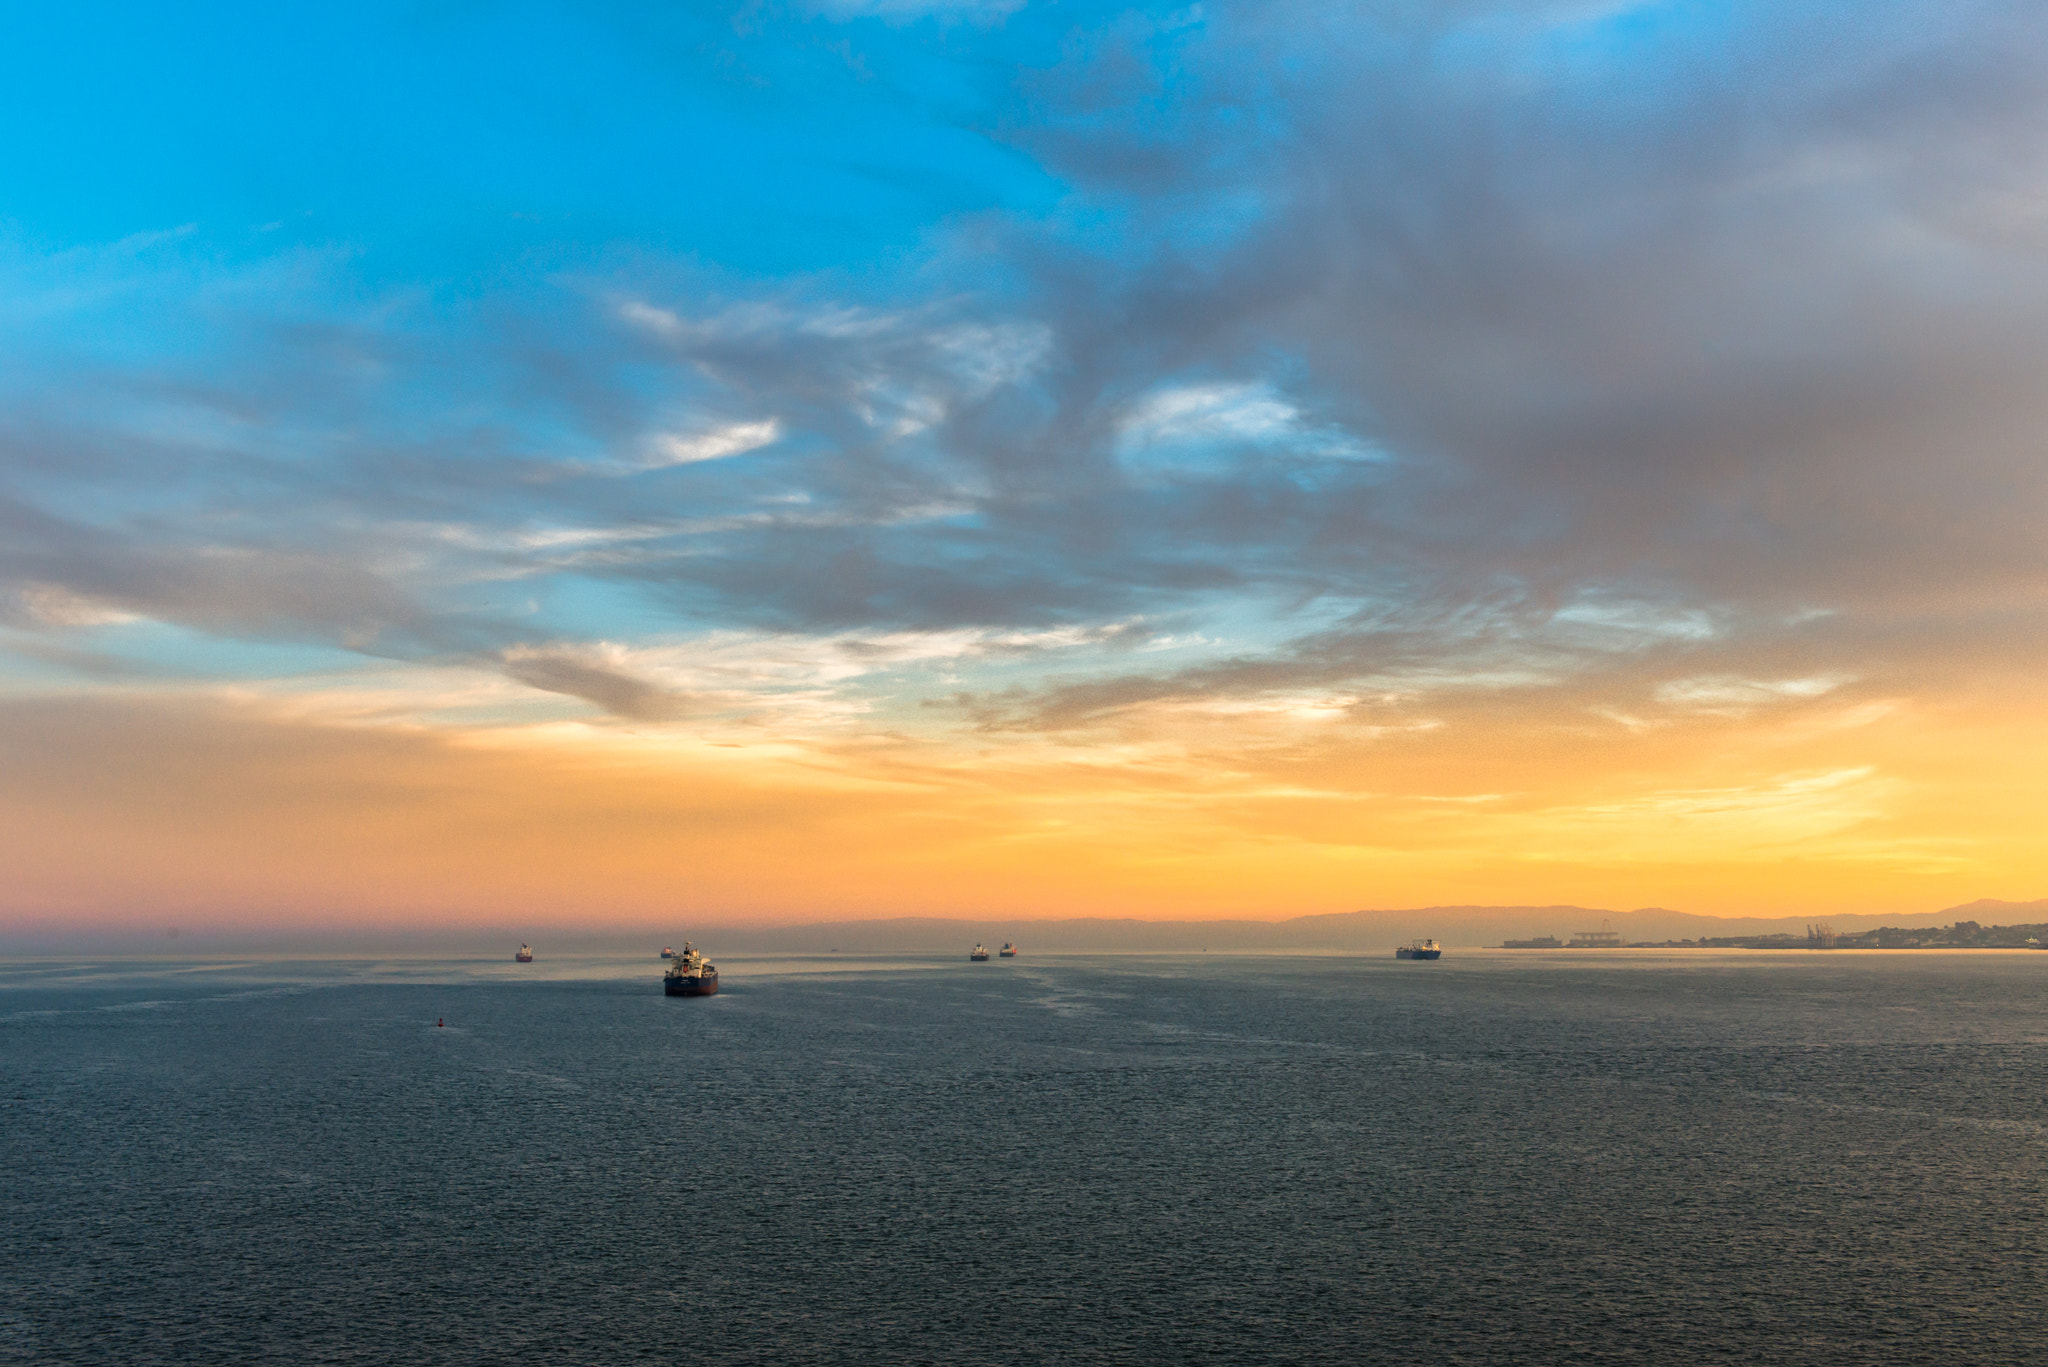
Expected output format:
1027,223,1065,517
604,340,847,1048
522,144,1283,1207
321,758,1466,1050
4,1,2046,724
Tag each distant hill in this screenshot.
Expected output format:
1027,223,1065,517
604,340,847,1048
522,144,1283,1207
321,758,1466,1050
1939,897,2048,921
695,903,1963,953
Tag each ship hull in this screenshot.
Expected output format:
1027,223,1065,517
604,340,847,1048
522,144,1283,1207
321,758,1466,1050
664,975,718,996
998,951,1015,958
1394,948,1441,960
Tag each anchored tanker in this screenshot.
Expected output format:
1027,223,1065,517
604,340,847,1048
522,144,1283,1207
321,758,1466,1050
663,942,719,996
1394,939,1442,960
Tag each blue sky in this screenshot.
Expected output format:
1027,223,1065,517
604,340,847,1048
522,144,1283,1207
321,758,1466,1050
0,2,1065,276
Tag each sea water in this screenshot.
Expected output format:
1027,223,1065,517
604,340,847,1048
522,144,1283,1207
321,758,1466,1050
3,951,2045,1364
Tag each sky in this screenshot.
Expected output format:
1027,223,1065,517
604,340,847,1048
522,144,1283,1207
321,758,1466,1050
4,0,2047,934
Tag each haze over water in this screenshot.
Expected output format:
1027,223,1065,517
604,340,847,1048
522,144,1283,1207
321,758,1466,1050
6,951,2045,1364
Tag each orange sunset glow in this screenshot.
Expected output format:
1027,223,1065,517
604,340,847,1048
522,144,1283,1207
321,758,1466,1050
6,660,2046,934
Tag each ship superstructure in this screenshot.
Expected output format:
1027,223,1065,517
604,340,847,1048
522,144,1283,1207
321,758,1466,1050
663,942,719,996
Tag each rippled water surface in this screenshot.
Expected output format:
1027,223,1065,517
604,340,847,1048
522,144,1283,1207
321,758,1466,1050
5,950,2047,1364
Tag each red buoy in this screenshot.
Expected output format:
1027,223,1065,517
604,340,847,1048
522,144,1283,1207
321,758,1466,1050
437,1018,444,1027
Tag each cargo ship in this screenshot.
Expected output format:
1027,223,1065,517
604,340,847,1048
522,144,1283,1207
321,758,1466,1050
999,942,1016,957
970,944,991,961
660,946,674,958
663,942,718,996
514,943,534,963
1394,939,1442,960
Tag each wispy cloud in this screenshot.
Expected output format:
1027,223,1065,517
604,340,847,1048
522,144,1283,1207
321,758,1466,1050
1653,675,1849,713
1121,383,1301,446
1,582,139,629
500,644,712,722
642,420,782,469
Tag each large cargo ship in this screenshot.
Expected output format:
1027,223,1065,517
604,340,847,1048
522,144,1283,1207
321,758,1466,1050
514,943,534,963
999,942,1016,958
970,944,991,961
1394,939,1442,960
663,942,719,996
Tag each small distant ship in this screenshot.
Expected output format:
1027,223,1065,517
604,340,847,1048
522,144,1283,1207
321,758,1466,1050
999,942,1016,958
514,944,534,963
660,946,674,959
970,944,991,961
1502,936,1564,949
1394,939,1442,960
663,942,719,997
